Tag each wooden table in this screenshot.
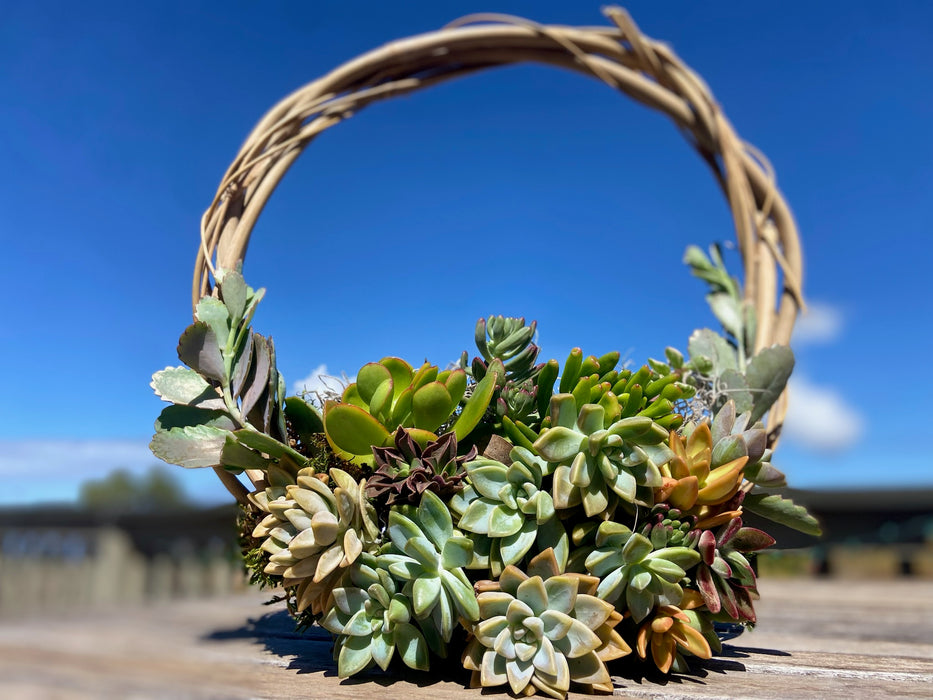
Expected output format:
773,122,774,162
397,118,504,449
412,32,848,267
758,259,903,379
1,578,930,699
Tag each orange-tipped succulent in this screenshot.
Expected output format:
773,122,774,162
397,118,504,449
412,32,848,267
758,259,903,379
635,591,712,674
655,422,747,511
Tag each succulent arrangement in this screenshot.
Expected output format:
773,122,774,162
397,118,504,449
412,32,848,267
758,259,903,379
150,248,820,697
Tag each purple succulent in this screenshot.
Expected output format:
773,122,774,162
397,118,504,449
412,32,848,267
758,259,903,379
366,428,475,509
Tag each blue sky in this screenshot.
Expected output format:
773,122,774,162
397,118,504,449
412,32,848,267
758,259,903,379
1,1,931,505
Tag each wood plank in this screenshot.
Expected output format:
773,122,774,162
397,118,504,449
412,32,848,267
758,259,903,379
0,579,930,699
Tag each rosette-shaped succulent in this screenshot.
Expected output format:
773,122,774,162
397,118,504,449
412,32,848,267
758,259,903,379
635,592,712,674
696,516,774,622
367,429,473,509
640,504,701,550
584,522,700,622
320,553,430,677
534,394,670,516
655,422,747,511
463,553,628,698
381,490,480,648
451,447,568,574
249,467,379,615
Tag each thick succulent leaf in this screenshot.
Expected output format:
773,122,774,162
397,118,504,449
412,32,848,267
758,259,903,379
488,505,524,538
404,536,440,571
284,396,324,441
417,490,454,549
412,382,453,432
324,402,391,457
177,321,226,382
536,517,569,572
650,547,701,571
453,370,497,441
696,565,720,612
441,537,474,570
356,362,393,405
730,526,776,552
533,427,585,463
688,329,738,374
337,634,374,678
626,585,655,623
571,594,613,631
745,345,795,424
458,498,494,535
441,569,479,620
395,622,429,671
412,575,443,617
150,424,229,468
499,520,537,566
217,268,248,324
742,493,822,536
622,533,653,564
468,463,510,500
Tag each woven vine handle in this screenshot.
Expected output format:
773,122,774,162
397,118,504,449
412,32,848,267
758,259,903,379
194,8,804,498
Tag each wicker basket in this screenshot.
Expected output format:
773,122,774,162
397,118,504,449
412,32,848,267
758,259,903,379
192,7,804,503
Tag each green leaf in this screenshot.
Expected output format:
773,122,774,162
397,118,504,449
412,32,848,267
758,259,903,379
240,333,271,419
177,321,226,382
395,622,429,671
218,268,248,324
150,367,221,407
150,424,229,468
412,382,453,433
745,346,795,424
718,369,753,415
441,537,473,570
533,427,584,463
743,492,822,536
356,362,392,405
195,297,231,349
337,634,373,677
453,370,496,441
417,490,454,549
323,402,391,457
707,292,743,341
688,329,738,374
284,396,324,443
154,405,236,432
219,435,270,471
231,429,294,460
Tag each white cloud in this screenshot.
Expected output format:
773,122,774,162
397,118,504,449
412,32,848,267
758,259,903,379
0,439,232,506
793,302,845,345
782,376,865,452
290,364,354,402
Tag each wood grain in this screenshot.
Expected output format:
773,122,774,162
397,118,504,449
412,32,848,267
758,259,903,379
1,579,930,699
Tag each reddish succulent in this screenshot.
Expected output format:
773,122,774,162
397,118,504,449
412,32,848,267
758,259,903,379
695,516,775,622
366,428,475,508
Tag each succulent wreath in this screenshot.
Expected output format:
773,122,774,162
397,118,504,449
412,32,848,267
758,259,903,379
150,246,819,696
149,7,820,697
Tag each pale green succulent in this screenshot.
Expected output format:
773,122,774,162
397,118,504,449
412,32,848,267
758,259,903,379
249,467,380,615
380,490,480,649
584,522,700,623
450,447,568,574
462,560,625,699
533,394,671,517
320,553,430,677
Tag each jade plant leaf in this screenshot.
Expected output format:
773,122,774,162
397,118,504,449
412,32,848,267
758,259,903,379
324,401,391,457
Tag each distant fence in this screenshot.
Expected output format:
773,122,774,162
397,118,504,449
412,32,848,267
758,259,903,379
0,507,248,618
